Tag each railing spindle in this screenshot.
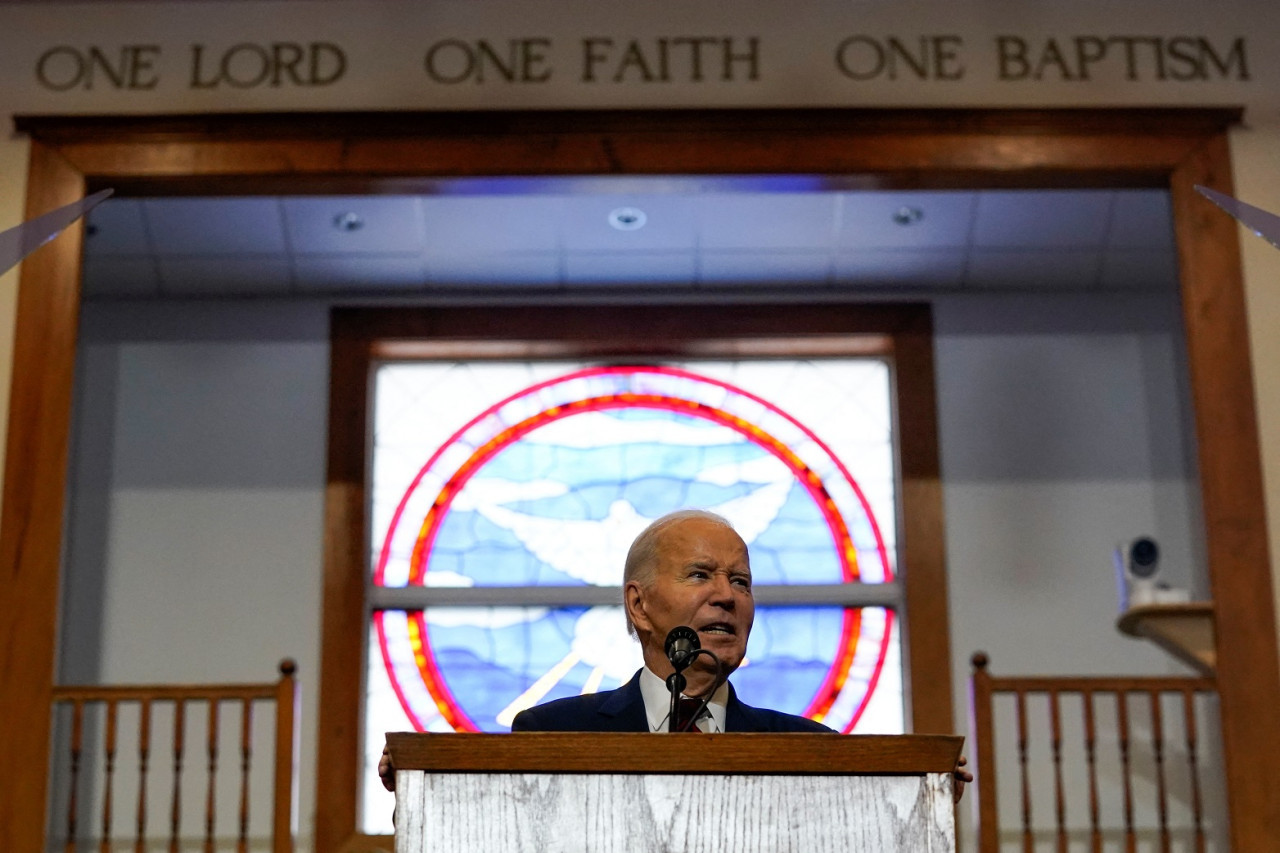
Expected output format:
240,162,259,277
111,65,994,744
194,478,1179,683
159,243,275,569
1016,689,1032,853
50,662,296,852
136,699,151,853
1049,689,1065,852
1150,690,1169,853
1182,688,1205,853
67,700,85,853
171,699,185,853
1117,691,1135,853
1082,689,1100,853
239,699,253,853
206,700,220,853
971,659,1217,853
100,699,118,853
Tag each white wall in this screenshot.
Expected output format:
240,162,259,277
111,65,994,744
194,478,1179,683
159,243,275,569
934,293,1221,849
938,292,1203,683
60,301,330,849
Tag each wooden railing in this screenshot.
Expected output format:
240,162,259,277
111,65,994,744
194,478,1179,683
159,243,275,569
970,652,1219,852
49,659,297,853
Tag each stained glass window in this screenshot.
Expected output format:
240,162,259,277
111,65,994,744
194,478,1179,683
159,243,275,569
360,359,904,831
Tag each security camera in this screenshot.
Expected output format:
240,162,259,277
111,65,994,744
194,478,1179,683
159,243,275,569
1114,537,1161,610
1126,537,1160,581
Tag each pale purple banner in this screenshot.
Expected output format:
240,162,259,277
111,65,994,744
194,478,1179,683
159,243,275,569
1196,185,1280,252
0,189,113,278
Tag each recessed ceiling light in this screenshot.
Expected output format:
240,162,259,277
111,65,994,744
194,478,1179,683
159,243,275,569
333,212,365,232
892,206,924,226
608,207,647,231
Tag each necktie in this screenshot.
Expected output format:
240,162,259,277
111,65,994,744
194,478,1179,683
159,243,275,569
675,697,707,732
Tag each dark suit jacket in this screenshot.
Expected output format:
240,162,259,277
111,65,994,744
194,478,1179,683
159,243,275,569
511,669,836,733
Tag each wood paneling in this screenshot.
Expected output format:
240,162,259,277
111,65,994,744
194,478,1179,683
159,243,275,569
386,731,964,774
3,108,1274,852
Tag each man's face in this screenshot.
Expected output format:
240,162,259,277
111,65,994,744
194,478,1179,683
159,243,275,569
625,517,755,679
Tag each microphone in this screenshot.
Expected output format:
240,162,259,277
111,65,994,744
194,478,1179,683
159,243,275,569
664,626,699,732
664,626,700,673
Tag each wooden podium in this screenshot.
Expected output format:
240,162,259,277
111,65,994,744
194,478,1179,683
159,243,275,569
386,732,963,852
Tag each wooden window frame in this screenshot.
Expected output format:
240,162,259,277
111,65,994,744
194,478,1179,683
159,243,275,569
1,108,1274,853
331,303,948,835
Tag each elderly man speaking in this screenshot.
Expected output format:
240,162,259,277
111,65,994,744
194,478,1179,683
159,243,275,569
381,509,969,793
510,508,829,734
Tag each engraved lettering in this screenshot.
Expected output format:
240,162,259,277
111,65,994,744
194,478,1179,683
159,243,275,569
189,41,345,89
582,36,760,84
996,34,1248,82
36,44,161,91
837,35,966,81
425,38,552,84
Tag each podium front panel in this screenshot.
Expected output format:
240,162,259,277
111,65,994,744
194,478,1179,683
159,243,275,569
395,771,954,852
387,732,963,852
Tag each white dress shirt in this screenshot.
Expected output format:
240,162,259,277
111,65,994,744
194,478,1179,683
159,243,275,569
638,665,730,733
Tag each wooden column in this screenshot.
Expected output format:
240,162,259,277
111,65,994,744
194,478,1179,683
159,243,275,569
1170,133,1280,851
0,141,86,853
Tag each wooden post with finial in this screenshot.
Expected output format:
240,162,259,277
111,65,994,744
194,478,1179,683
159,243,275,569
970,652,998,853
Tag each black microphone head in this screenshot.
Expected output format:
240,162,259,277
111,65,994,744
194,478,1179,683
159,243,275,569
664,625,700,671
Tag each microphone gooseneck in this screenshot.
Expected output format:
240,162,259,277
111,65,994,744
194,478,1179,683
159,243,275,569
672,648,727,732
664,626,700,732
661,627,729,732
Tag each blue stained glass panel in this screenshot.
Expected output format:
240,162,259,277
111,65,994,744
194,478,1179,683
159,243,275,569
362,359,903,833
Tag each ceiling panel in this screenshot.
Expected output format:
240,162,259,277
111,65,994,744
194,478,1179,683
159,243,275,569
425,251,560,286
971,190,1111,249
421,196,565,253
293,254,428,292
837,191,975,249
696,193,837,250
144,198,288,255
1107,190,1176,249
699,249,831,284
564,250,697,284
966,247,1103,289
284,196,425,255
82,256,160,297
80,181,1179,299
1099,248,1180,290
561,195,697,252
84,198,150,255
834,247,967,288
158,256,292,296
